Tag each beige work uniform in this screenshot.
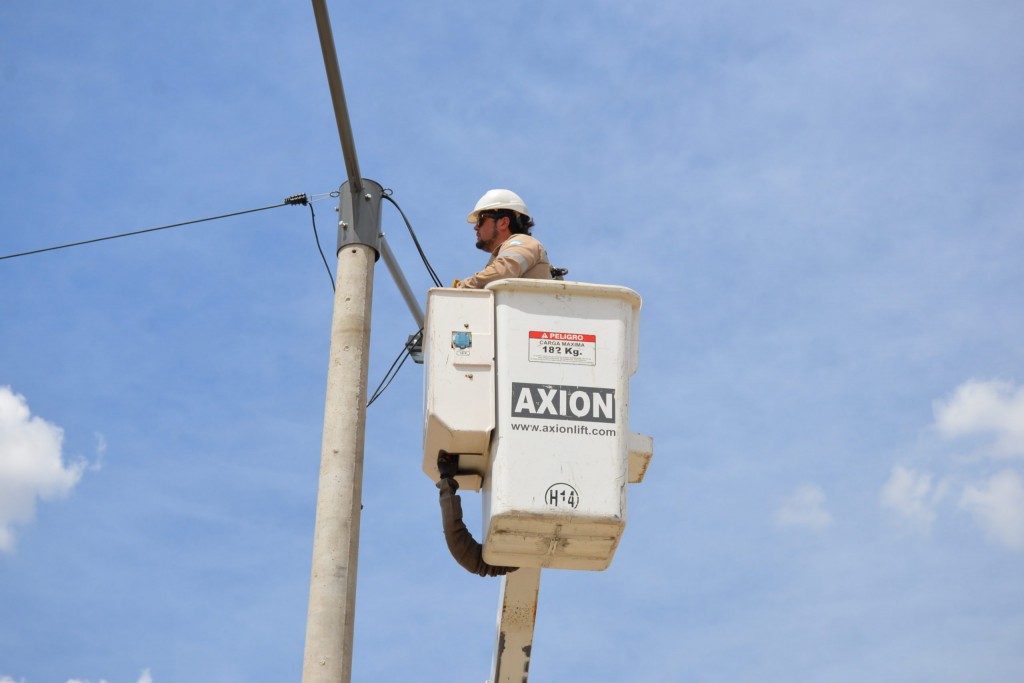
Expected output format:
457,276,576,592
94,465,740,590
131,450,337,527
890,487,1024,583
457,233,552,289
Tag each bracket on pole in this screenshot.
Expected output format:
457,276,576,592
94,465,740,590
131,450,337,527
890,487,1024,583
337,178,384,258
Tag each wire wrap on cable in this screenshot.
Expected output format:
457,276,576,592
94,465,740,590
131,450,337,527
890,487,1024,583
436,452,517,577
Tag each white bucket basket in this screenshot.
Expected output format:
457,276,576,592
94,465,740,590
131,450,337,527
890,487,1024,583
423,279,652,571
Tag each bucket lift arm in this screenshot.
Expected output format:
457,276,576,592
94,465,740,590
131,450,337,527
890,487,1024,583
489,567,542,683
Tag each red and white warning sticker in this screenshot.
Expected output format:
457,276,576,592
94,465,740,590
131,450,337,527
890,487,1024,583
528,331,597,365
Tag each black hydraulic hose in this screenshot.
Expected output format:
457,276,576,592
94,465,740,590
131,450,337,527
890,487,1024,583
436,453,517,577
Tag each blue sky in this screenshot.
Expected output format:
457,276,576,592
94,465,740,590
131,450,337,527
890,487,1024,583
2,1,1023,682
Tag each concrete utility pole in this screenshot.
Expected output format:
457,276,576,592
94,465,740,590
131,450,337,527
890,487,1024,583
302,236,375,683
301,1,382,682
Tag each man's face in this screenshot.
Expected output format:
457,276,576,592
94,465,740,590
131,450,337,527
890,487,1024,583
474,213,504,252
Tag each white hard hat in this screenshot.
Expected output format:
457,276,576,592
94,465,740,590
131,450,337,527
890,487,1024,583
466,189,532,224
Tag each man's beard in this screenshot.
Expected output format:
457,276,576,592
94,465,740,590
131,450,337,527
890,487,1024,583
475,231,499,251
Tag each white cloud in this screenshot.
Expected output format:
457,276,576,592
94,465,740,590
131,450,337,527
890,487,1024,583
774,483,832,531
63,670,150,683
881,380,1024,546
2,676,26,683
960,469,1024,551
0,386,85,552
933,379,1024,458
880,465,948,534
90,431,108,471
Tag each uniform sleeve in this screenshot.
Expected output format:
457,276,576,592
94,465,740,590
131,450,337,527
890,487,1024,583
456,239,542,289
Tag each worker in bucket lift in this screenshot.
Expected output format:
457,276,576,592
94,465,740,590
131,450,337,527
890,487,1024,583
455,189,565,289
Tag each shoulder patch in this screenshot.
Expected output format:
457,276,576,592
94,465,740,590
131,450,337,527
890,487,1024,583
508,240,523,247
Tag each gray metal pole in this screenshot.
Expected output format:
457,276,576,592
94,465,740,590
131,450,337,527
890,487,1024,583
379,235,425,329
311,0,362,193
302,242,376,683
